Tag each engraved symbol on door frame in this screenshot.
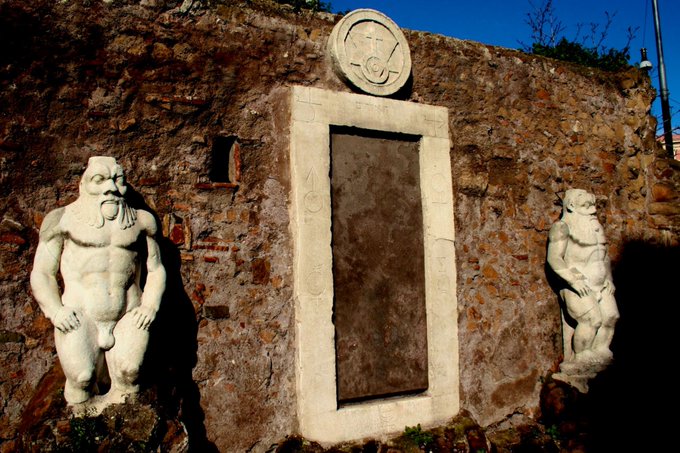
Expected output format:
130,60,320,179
430,172,448,204
303,167,323,213
294,87,322,122
424,113,447,138
306,264,325,296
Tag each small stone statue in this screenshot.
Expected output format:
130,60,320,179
546,189,619,391
30,156,166,410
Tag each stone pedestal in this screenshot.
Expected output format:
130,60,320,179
18,379,187,452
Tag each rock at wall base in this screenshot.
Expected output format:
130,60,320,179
17,383,188,452
272,410,559,453
552,372,594,394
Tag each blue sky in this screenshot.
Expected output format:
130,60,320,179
330,0,680,137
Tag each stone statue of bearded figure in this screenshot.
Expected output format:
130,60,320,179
30,156,165,410
547,189,619,390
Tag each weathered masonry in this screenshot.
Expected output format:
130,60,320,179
0,1,678,451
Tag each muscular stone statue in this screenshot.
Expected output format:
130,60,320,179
30,156,166,409
547,189,619,389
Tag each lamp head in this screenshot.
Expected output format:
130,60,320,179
640,48,653,70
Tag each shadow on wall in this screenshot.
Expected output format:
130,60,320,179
580,240,678,451
128,188,218,452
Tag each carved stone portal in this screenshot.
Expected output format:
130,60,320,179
289,86,458,444
546,189,619,392
328,9,412,96
30,156,166,413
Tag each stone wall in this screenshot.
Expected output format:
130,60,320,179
1,0,678,451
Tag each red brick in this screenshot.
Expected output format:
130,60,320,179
194,244,230,251
481,264,499,279
195,182,238,190
536,89,550,100
652,184,676,202
251,258,270,285
169,224,185,245
173,203,191,212
138,177,160,186
259,329,276,344
602,162,616,174
0,233,26,246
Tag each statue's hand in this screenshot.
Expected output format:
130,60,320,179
53,307,81,333
571,280,591,298
603,279,615,295
131,305,157,330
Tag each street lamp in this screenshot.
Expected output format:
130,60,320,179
652,0,674,158
639,48,652,70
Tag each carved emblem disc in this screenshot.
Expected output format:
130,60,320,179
328,9,412,96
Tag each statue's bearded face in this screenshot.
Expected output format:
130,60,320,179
571,192,597,217
562,189,604,245
80,157,128,220
564,189,596,218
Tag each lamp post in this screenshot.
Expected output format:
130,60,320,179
652,0,674,158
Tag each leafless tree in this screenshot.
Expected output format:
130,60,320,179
523,0,565,48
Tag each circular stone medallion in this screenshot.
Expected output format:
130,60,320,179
328,9,412,96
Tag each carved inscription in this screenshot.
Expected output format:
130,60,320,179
304,167,323,214
378,405,398,432
434,239,454,297
424,113,447,138
293,87,322,122
355,101,389,115
306,265,325,296
328,9,412,96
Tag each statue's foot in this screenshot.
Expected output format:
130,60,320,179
70,394,111,417
573,350,600,364
70,402,97,418
69,389,136,417
593,348,614,364
568,350,608,373
559,360,598,376
104,386,137,406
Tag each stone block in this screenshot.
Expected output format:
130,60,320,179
648,202,680,216
203,305,230,320
651,183,676,202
